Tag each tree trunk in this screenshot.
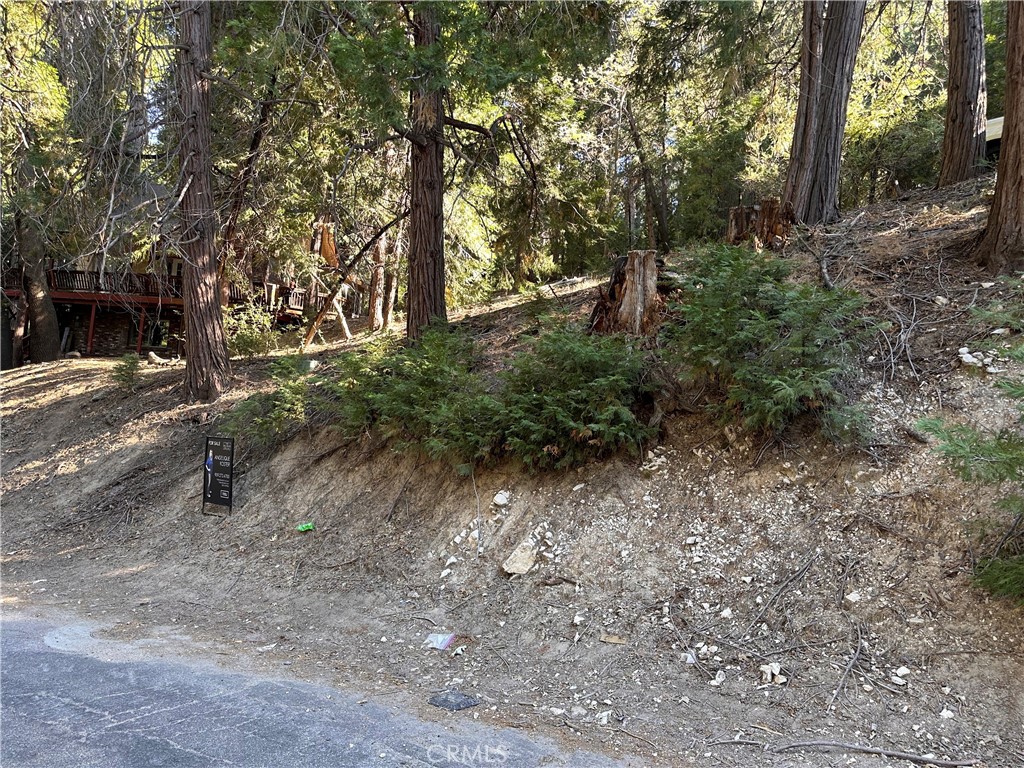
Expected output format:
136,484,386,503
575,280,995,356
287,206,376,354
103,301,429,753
14,207,60,363
382,223,401,329
804,0,865,225
783,0,824,220
938,0,987,187
22,261,61,364
405,5,446,341
975,0,1024,273
368,230,387,332
177,0,230,402
11,296,28,367
785,0,865,226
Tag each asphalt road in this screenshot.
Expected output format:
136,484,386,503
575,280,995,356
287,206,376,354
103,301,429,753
1,610,632,768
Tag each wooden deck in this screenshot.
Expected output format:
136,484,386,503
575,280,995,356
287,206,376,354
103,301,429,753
2,269,184,307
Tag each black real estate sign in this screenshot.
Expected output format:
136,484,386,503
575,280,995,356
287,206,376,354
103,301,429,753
203,436,234,511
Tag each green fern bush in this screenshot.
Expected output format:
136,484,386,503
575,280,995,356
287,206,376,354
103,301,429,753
495,324,653,468
229,324,652,470
221,356,311,447
663,245,866,437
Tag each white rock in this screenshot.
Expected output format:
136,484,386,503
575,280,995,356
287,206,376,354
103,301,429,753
440,568,452,579
572,483,586,492
685,536,700,545
720,607,733,619
991,328,1011,336
981,282,996,288
940,707,955,719
844,591,862,604
493,490,511,507
502,539,537,575
445,556,458,566
709,670,726,686
741,576,753,584
934,296,950,306
891,675,907,686
896,666,912,677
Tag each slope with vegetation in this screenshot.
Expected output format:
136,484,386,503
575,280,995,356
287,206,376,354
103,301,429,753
3,180,1023,767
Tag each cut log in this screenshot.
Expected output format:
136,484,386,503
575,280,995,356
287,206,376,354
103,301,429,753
589,250,662,335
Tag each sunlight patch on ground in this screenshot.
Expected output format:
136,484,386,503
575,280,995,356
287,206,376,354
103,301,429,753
101,563,155,578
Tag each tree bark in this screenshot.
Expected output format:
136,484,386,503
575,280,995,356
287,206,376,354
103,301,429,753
975,0,1024,273
368,230,387,332
13,204,60,363
804,0,866,225
783,0,823,220
22,259,61,364
177,0,230,402
785,0,865,226
938,0,987,187
405,4,446,341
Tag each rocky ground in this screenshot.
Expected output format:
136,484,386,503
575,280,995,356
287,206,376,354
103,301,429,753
3,177,1023,767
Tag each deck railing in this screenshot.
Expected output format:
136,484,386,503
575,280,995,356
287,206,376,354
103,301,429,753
42,269,184,298
2,268,331,311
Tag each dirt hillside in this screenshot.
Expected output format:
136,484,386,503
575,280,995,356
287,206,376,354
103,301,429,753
3,176,1023,767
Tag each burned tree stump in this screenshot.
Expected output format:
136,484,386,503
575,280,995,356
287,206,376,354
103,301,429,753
589,250,662,335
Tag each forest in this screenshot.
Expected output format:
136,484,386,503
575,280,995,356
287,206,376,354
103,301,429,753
2,0,1020,402
4,4,1024,762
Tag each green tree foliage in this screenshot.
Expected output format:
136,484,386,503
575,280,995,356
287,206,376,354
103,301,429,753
984,0,1007,118
842,2,947,205
3,0,990,348
224,301,275,359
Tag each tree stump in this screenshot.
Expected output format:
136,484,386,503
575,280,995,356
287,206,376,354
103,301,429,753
725,197,794,250
589,250,662,335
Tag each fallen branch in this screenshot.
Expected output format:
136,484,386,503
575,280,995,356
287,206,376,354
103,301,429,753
709,738,765,748
737,553,817,637
599,726,658,750
775,740,980,767
826,621,862,711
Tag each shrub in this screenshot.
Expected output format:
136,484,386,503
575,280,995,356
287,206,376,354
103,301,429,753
112,353,141,392
224,301,275,359
221,356,311,447
663,245,866,437
496,323,654,469
285,323,652,470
